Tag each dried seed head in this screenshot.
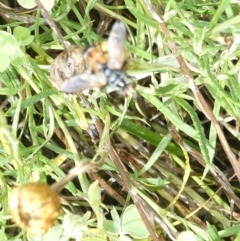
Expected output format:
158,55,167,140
9,182,61,234
50,45,91,90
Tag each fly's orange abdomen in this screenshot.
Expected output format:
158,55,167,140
83,47,108,72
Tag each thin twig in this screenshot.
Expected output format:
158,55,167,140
35,0,68,49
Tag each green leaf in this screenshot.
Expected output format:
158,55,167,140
209,0,230,29
13,26,30,42
0,31,18,56
27,233,43,241
9,47,25,66
176,98,211,165
88,181,102,225
111,207,121,227
138,133,172,176
17,0,36,9
117,236,132,241
120,119,183,156
40,0,55,11
22,35,34,46
207,223,221,241
85,0,98,17
27,225,70,241
62,213,90,240
13,26,34,46
218,224,240,238
138,177,170,191
138,89,198,140
124,0,158,28
176,231,202,241
103,220,121,235
42,226,63,241
58,236,71,241
122,205,149,239
17,0,55,10
0,53,10,72
88,180,101,208
6,89,55,115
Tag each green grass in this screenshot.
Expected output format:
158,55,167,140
1,0,240,240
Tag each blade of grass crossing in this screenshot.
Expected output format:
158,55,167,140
176,98,211,166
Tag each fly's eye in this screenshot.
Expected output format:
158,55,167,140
9,183,61,234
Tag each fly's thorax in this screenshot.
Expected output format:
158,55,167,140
100,66,128,88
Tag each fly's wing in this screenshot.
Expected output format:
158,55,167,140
107,22,127,69
59,73,107,93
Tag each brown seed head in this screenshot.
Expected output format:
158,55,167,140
50,45,91,90
9,182,61,234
